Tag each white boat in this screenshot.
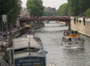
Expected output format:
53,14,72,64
5,34,47,66
61,30,85,49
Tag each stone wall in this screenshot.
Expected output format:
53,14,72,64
71,17,90,36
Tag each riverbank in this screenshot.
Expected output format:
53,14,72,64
0,22,44,57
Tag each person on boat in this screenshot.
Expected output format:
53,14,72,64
75,31,78,34
72,31,74,34
3,32,7,39
68,38,72,41
64,31,69,36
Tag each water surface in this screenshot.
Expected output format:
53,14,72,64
35,21,90,66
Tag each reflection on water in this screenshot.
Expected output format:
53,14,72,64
35,21,90,66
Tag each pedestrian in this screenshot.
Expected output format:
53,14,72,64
3,32,7,39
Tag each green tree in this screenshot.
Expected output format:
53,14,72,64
7,0,21,28
26,0,44,17
84,9,90,17
58,3,68,16
0,0,21,30
44,11,57,16
68,0,79,16
68,0,90,16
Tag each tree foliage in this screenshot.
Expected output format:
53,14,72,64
0,0,21,30
68,0,90,16
84,9,90,17
44,11,57,16
26,0,44,17
58,3,68,16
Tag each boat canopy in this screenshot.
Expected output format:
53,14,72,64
24,25,31,28
63,30,80,38
68,34,80,38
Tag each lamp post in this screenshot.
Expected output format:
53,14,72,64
2,14,8,47
2,14,7,32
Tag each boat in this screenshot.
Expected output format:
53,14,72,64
5,34,47,66
61,30,85,49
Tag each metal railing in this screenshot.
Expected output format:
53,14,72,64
0,59,9,66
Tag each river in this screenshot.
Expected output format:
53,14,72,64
34,21,90,66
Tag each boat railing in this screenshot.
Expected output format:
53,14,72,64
0,59,10,66
62,37,85,42
34,37,42,45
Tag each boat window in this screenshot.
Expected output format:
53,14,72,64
14,47,39,54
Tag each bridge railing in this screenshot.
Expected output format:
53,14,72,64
19,16,70,22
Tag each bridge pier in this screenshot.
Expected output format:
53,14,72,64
68,21,71,30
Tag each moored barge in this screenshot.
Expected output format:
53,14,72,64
5,34,47,66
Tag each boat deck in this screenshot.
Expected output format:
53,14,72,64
13,34,45,59
13,35,43,50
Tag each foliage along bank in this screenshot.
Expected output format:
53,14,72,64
26,0,44,17
58,0,90,17
0,0,21,31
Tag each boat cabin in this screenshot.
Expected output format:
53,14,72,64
63,30,80,38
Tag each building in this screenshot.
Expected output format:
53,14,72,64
44,7,56,12
44,7,57,16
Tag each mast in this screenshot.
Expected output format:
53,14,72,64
28,30,31,55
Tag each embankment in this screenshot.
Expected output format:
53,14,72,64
71,17,90,37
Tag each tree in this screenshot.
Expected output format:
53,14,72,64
84,9,90,17
68,0,79,16
0,0,21,30
68,0,90,16
26,0,44,17
7,0,21,28
44,11,57,16
58,3,68,16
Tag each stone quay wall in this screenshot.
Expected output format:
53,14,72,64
70,17,90,37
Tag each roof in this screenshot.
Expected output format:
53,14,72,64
13,35,43,50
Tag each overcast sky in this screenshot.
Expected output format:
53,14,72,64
21,0,67,9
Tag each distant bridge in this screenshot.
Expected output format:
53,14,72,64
19,16,71,30
19,16,70,22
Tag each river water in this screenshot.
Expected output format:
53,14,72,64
34,21,90,66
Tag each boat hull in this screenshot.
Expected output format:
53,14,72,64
15,56,46,66
61,40,84,49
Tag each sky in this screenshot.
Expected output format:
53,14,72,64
21,0,67,9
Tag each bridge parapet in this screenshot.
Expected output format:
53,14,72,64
19,16,70,22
